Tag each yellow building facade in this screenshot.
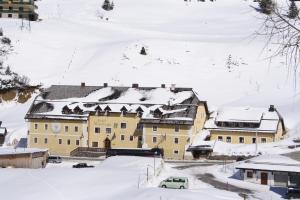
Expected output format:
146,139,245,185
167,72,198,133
205,106,286,145
25,84,209,160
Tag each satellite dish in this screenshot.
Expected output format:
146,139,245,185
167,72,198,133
51,123,61,133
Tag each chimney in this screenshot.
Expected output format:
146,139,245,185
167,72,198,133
81,82,85,87
132,83,139,88
103,83,108,87
170,84,176,91
161,84,166,88
269,105,275,112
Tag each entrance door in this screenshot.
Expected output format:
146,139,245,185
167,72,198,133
104,138,111,149
261,172,268,185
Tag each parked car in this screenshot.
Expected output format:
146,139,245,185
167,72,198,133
286,186,300,199
72,163,94,168
47,156,62,164
159,177,189,189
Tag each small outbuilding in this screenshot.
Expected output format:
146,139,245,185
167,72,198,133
236,155,300,187
0,147,48,169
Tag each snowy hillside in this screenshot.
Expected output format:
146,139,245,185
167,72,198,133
1,0,300,142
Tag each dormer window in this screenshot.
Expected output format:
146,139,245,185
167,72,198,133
104,105,111,116
95,105,102,112
153,108,163,118
136,107,144,117
120,106,128,116
73,106,83,114
62,105,72,114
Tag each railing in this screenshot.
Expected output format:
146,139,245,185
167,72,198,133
70,147,107,157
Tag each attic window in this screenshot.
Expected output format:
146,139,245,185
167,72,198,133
73,106,83,114
153,108,163,118
104,106,111,112
136,107,144,117
95,105,102,112
62,105,72,114
120,106,128,116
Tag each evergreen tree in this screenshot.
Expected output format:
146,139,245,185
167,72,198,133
259,0,274,15
140,47,147,55
288,1,299,19
102,0,110,11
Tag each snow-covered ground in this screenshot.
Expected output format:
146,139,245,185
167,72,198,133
0,156,243,200
0,0,300,149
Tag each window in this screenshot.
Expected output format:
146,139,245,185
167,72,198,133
95,127,100,134
44,138,48,144
153,126,157,132
9,7,12,11
106,128,111,134
34,137,37,143
137,124,143,130
74,126,79,132
76,140,80,146
218,136,223,141
129,135,134,141
152,136,157,143
138,136,142,142
0,6,2,10
174,150,179,154
252,138,256,144
174,137,179,144
8,14,12,18
239,137,244,144
175,125,180,132
226,136,231,143
121,123,127,129
247,171,253,178
67,139,71,145
58,139,62,144
261,138,267,143
92,142,98,147
65,126,69,133
121,135,125,141
34,124,38,130
45,124,48,130
19,7,23,11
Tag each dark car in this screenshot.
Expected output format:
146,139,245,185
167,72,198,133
72,163,94,168
286,186,300,199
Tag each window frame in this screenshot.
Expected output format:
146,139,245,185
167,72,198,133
153,126,158,132
121,123,127,129
152,136,157,143
106,128,112,134
226,136,231,143
95,127,100,134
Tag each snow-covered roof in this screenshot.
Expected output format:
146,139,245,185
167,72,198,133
215,107,279,123
205,106,283,133
0,147,48,156
26,85,205,124
236,154,300,173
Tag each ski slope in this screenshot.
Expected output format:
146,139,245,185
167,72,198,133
0,0,300,143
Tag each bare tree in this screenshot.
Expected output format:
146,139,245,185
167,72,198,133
257,1,300,88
